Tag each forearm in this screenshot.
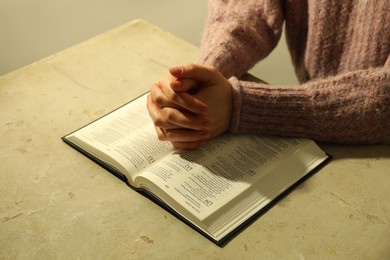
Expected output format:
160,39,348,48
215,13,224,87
230,68,390,144
197,0,284,78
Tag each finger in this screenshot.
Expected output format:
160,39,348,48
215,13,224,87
171,140,207,150
147,94,179,129
161,107,210,130
157,127,207,144
148,94,209,130
169,64,220,82
170,78,198,93
154,126,167,141
155,122,210,149
164,128,210,142
160,84,208,115
167,91,208,115
150,82,175,108
152,80,208,115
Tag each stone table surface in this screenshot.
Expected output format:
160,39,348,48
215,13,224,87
1,20,389,260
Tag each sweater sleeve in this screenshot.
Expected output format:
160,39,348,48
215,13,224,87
229,62,390,144
197,0,284,79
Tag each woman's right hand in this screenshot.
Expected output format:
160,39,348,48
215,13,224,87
147,64,233,149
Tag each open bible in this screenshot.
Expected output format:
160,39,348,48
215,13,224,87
62,93,331,245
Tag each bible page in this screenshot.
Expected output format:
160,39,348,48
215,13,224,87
66,94,173,183
136,134,307,221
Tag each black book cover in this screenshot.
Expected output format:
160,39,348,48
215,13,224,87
62,135,331,246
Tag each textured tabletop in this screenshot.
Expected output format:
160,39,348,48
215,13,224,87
1,20,389,259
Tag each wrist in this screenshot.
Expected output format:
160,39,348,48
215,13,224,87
227,77,242,133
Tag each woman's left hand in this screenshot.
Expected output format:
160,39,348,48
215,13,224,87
147,64,233,149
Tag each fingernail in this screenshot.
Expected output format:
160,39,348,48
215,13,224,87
170,80,182,89
169,66,182,75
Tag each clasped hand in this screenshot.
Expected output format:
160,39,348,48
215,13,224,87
147,64,233,149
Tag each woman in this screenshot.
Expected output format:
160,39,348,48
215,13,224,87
147,0,390,149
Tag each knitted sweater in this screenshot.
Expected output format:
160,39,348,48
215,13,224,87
197,0,390,144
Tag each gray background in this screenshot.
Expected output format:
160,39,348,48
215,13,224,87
0,0,297,85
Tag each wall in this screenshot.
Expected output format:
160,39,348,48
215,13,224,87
0,0,297,85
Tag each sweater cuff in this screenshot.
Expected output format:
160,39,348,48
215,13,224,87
228,77,243,133
227,77,314,137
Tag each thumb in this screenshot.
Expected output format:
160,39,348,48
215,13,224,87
169,64,219,82
169,78,199,93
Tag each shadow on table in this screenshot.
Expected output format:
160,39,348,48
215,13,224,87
320,144,390,160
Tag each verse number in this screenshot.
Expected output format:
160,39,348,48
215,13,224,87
147,155,155,163
204,199,213,207
183,164,193,171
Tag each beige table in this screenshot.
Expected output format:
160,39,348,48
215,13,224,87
1,20,389,259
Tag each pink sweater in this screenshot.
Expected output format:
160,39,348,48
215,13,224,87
198,0,390,144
